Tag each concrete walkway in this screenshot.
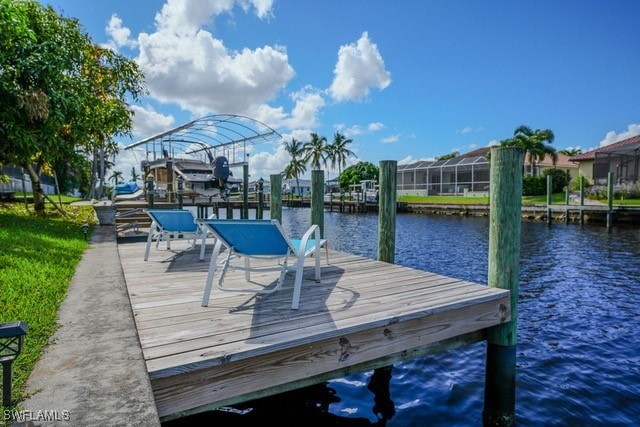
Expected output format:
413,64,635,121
17,226,160,426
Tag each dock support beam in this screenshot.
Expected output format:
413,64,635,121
270,174,282,224
546,174,552,225
483,147,523,427
579,175,585,225
607,172,614,229
242,163,249,219
311,170,325,238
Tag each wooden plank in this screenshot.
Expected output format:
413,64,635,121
150,297,508,417
117,240,511,420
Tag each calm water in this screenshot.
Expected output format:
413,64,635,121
169,209,640,426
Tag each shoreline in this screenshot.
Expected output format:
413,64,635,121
400,202,640,225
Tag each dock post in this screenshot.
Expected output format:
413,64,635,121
607,172,614,228
378,160,397,264
564,186,570,224
546,174,552,225
579,175,585,225
373,160,398,413
270,174,282,224
311,170,325,237
242,163,249,219
483,147,523,427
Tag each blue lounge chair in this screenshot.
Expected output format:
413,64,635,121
197,219,328,310
144,209,206,261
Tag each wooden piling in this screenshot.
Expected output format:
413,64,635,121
607,172,614,228
564,186,570,224
311,170,324,237
579,175,585,225
270,174,282,224
378,160,397,264
483,147,523,427
546,174,552,225
241,164,249,219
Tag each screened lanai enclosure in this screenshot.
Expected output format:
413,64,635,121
592,137,640,185
397,155,490,196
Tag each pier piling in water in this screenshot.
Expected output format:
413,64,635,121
378,160,397,264
483,147,523,427
311,170,324,237
270,174,282,224
607,172,614,228
579,175,585,225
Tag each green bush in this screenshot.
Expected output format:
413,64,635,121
522,176,545,196
521,169,571,196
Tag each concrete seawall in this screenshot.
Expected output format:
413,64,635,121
402,203,640,225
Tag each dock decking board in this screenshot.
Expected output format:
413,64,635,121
118,239,510,419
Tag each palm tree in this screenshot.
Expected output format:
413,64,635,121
303,132,329,170
130,166,141,182
501,125,556,176
558,148,582,157
109,170,123,185
283,138,307,199
435,150,460,161
327,132,356,179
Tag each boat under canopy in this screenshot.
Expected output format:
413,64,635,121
124,114,281,200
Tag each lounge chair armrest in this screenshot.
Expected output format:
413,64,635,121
298,224,320,257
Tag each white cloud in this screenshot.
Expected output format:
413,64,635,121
105,14,137,50
457,126,484,135
368,122,384,132
134,0,293,115
246,86,325,131
381,134,399,144
398,155,434,165
334,122,384,138
130,105,175,138
329,32,391,102
599,124,640,147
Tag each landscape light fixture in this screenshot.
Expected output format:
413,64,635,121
0,321,28,407
82,223,90,241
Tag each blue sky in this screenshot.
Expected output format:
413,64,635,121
40,0,640,180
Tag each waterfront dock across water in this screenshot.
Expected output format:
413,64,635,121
117,238,510,421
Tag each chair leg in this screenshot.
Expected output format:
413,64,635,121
202,240,223,307
144,222,157,261
244,256,251,281
291,252,305,310
199,232,207,260
325,241,330,264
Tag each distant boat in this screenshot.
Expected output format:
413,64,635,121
124,114,282,201
143,155,239,201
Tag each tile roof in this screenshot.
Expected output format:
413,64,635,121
569,135,640,161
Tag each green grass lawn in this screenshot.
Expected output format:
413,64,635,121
0,202,95,411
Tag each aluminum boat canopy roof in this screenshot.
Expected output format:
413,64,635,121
124,114,281,166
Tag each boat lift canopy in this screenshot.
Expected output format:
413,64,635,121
125,114,281,166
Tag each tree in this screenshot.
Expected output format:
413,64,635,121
435,150,459,161
327,132,356,180
109,170,123,185
130,166,141,182
500,125,556,177
338,161,379,191
0,0,146,214
558,148,582,157
303,132,329,170
283,138,307,199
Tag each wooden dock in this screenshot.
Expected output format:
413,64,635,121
117,239,510,421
